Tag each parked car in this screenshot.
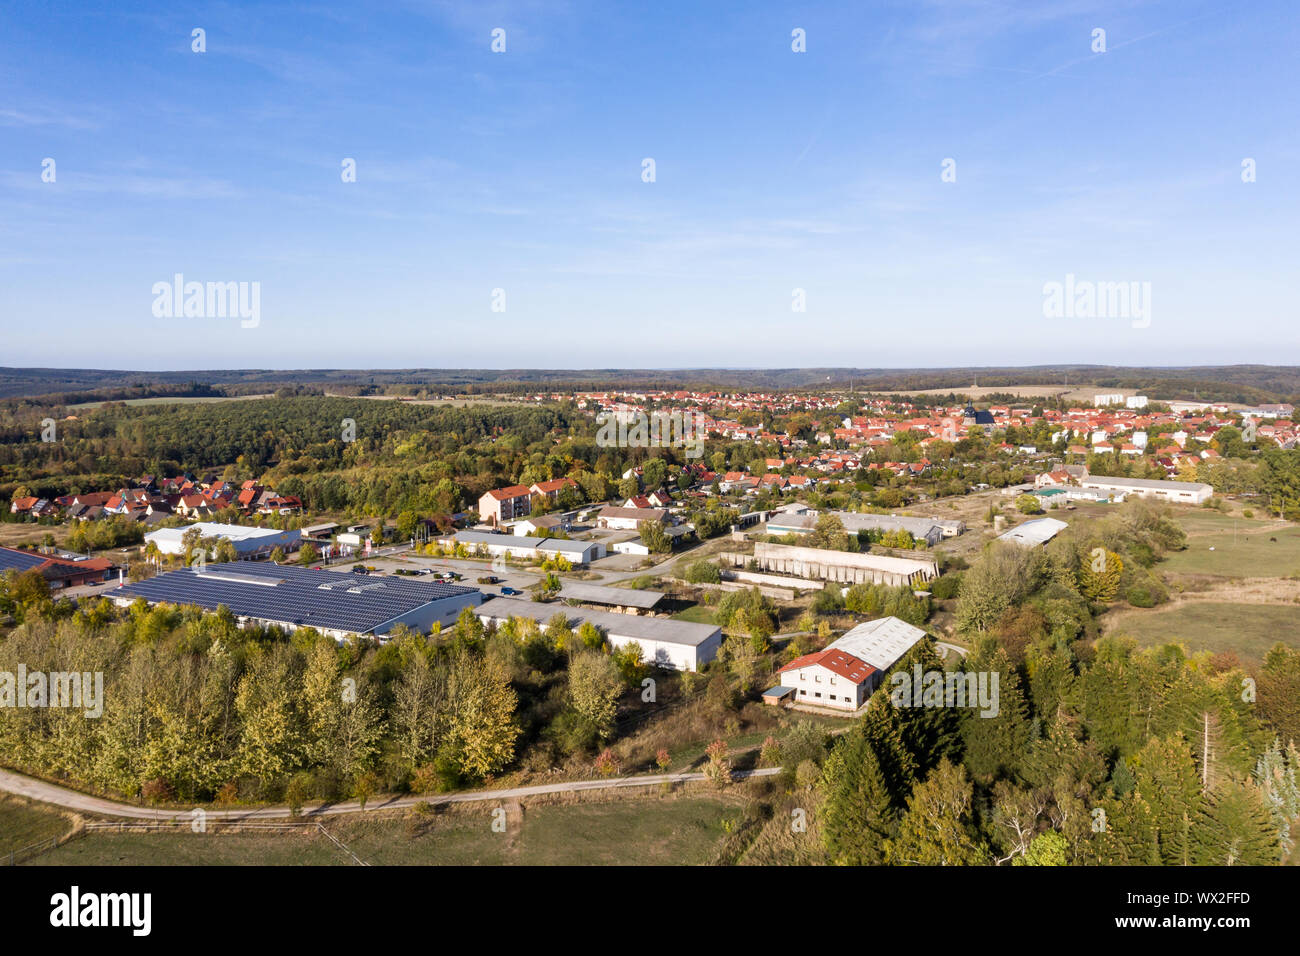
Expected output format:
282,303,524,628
477,575,499,584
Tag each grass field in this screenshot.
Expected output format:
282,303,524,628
0,796,75,856
1104,602,1299,663
66,394,274,410
1160,514,1300,578
32,794,739,866
672,605,718,625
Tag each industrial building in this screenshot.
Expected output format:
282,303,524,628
1079,475,1213,505
143,522,300,558
438,530,605,566
475,596,721,671
113,563,482,642
765,509,964,546
728,542,938,587
0,546,115,589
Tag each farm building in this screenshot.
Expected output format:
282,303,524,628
555,581,664,614
997,517,1068,547
766,510,963,546
767,616,928,711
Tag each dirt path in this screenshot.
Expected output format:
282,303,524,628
0,767,780,823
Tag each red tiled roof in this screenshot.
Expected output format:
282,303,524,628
779,648,876,685
486,485,531,500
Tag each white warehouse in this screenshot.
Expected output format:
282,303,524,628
475,596,722,671
144,522,300,558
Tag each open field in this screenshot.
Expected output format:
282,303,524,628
66,393,275,410
0,796,76,857
1160,513,1300,578
323,392,521,407
872,385,1072,400
31,793,740,866
0,523,71,548
1102,601,1299,663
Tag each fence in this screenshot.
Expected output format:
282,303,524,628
5,820,368,866
81,821,369,866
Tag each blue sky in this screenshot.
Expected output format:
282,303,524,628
2,0,1296,370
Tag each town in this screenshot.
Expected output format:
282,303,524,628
2,372,1298,871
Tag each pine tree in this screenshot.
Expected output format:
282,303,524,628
1132,734,1202,866
960,650,1032,781
820,734,896,865
1191,777,1280,865
1254,739,1300,859
858,694,917,806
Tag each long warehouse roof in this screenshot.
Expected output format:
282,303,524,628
477,597,718,647
556,581,664,609
116,562,478,634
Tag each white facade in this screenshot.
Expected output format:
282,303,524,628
782,661,867,710
144,522,299,557
475,596,721,671
1080,476,1212,505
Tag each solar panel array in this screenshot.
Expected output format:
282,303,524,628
0,547,49,573
116,562,478,634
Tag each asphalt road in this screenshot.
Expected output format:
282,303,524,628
0,767,780,823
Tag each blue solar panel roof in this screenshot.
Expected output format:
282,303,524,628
115,562,478,634
0,547,49,573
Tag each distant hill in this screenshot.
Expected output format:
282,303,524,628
1,365,1298,405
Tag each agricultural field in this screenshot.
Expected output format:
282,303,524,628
31,794,742,866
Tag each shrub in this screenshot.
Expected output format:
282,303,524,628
1126,586,1157,608
683,559,722,584
930,573,962,600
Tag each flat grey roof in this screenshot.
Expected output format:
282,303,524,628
450,530,594,555
477,597,719,647
557,581,664,609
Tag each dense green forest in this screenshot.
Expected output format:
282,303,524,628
3,365,1298,402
